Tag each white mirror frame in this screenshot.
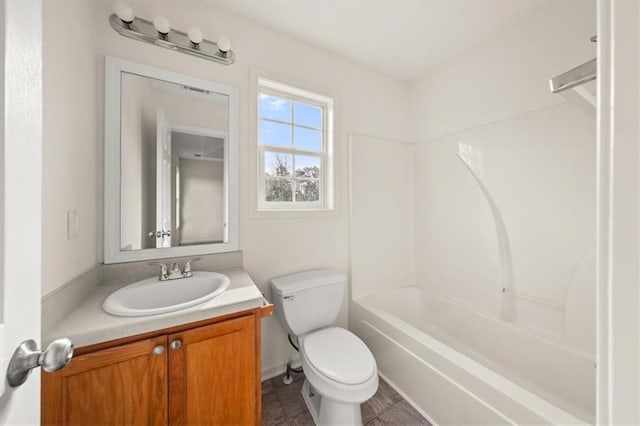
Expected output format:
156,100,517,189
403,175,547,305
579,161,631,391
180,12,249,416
104,56,239,264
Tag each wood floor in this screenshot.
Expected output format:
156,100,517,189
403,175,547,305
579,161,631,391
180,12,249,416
262,372,430,425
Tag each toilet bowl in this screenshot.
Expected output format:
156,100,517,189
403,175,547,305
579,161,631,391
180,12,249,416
299,327,378,425
270,269,379,425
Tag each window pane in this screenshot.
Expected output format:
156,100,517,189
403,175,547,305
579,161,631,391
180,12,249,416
259,120,291,148
293,126,322,152
294,102,322,129
259,93,291,122
265,152,292,177
296,179,320,202
265,178,293,202
295,155,320,178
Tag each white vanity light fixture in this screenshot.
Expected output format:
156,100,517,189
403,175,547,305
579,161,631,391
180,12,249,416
113,2,134,24
188,27,203,48
109,4,235,65
217,36,231,57
152,15,171,39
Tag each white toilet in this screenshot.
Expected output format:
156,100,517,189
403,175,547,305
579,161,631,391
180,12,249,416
270,269,378,425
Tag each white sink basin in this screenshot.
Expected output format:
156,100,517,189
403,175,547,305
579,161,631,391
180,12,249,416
103,271,230,317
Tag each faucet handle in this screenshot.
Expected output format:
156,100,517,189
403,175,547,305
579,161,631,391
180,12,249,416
182,257,201,277
149,262,168,280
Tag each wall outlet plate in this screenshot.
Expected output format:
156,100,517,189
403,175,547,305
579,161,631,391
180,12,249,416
67,210,78,240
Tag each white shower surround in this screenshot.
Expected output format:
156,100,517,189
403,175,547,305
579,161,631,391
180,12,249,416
412,102,596,345
348,99,596,421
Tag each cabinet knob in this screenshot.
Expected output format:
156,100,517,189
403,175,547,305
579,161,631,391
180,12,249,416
170,340,182,350
152,345,165,355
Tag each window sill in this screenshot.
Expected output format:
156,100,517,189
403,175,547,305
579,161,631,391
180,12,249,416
250,206,339,220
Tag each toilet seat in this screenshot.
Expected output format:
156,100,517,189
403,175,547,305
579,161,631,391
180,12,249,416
303,327,376,385
300,327,378,404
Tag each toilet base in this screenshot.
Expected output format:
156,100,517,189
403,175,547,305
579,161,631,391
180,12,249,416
301,379,363,426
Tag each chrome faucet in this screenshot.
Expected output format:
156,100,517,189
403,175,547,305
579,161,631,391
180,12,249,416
182,258,200,278
149,258,201,281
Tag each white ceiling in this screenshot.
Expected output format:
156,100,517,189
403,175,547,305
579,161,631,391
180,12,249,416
173,131,225,161
215,0,549,82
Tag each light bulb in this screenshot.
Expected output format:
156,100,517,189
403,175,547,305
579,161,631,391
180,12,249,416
188,27,203,45
217,36,231,53
113,2,134,24
152,15,171,35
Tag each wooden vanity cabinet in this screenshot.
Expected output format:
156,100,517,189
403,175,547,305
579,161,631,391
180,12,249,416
168,315,256,425
42,307,267,426
42,335,168,425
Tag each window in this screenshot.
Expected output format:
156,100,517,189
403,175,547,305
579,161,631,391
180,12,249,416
257,78,334,210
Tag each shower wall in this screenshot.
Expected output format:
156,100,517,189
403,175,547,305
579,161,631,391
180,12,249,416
409,1,596,350
349,135,415,299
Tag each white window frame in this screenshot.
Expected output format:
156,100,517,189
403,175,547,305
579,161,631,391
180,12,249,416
257,77,334,211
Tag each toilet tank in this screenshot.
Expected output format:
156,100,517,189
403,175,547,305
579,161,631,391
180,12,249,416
270,269,346,336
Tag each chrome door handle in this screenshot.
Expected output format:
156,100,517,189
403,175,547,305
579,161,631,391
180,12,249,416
7,338,74,387
170,339,182,350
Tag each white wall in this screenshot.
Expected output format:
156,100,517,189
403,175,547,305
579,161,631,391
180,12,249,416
410,1,597,349
120,72,154,250
42,2,99,295
410,1,596,142
159,92,228,132
179,159,224,245
43,1,411,374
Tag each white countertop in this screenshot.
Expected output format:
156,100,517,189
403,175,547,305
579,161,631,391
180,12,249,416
43,267,264,348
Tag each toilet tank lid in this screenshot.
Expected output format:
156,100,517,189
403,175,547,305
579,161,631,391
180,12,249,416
270,269,346,296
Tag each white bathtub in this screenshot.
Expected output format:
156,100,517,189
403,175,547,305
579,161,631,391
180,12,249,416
350,286,594,425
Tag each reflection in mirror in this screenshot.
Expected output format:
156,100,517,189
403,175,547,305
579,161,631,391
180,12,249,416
119,72,229,251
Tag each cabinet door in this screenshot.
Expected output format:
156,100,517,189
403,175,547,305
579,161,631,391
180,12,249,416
42,336,168,426
168,314,257,425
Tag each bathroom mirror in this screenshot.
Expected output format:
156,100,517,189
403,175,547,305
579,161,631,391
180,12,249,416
104,57,239,263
